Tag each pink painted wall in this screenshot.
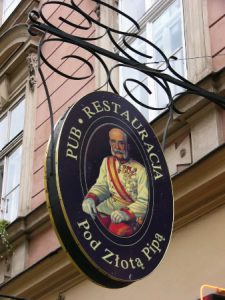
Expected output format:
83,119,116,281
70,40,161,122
28,226,60,266
208,0,225,71
28,0,97,266
32,0,96,210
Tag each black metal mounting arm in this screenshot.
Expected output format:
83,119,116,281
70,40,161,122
30,20,225,108
27,0,225,150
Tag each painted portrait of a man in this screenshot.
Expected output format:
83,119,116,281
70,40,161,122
82,127,149,237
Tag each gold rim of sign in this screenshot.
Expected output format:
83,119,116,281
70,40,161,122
44,91,174,285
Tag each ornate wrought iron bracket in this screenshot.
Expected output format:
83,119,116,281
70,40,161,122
27,0,225,151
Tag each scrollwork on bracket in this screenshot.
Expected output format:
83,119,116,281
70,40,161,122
27,0,225,150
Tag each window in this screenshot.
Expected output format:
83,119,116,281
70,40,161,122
0,98,25,222
1,0,22,23
118,0,185,122
119,0,146,32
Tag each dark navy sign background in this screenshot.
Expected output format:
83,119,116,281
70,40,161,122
45,91,173,288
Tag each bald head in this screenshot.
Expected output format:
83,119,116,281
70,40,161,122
109,128,128,160
109,128,127,141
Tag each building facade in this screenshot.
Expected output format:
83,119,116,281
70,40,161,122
0,0,225,299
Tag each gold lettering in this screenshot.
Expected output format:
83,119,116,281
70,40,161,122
149,153,163,180
82,106,96,119
66,127,81,160
153,168,163,180
103,100,111,111
149,153,160,165
70,127,81,140
92,101,104,113
67,141,79,150
120,110,130,121
131,117,143,130
138,128,148,141
111,102,121,113
66,148,77,160
144,142,154,153
102,249,114,265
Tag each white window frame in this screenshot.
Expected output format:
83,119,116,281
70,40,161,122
1,145,22,222
118,0,157,31
0,96,25,223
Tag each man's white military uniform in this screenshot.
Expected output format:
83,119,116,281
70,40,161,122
87,156,149,222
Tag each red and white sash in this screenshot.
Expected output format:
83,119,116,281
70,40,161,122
107,156,134,204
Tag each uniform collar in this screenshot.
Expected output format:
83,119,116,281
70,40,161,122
115,157,130,164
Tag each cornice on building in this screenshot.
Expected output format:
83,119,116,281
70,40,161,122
174,142,225,230
0,0,40,36
0,247,84,300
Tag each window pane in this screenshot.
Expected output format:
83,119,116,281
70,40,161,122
0,116,8,150
120,32,148,93
5,145,22,194
169,48,185,95
120,66,147,90
9,99,25,141
2,0,22,22
123,77,153,120
152,0,181,57
155,49,185,109
152,0,184,118
119,0,145,31
2,186,19,222
170,21,182,53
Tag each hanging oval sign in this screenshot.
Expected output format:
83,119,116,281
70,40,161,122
45,91,174,288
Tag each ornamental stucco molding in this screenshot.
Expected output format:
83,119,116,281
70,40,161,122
26,52,38,91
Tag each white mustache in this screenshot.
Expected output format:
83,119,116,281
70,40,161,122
114,149,125,154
